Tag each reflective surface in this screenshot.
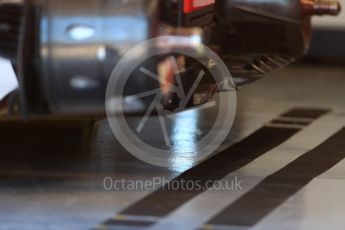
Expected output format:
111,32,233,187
1,64,345,229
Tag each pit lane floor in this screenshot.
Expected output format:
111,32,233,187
1,63,345,230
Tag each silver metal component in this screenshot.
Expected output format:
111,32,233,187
39,0,158,114
69,75,100,90
157,26,204,51
66,25,96,41
301,0,341,16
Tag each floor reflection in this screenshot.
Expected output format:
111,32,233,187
170,109,200,171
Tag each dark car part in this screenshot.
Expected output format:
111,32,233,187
214,0,341,85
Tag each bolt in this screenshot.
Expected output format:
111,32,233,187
301,0,341,16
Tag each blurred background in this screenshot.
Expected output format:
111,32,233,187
308,0,345,61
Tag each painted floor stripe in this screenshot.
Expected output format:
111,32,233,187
150,112,342,230
103,219,154,227
97,108,329,229
204,127,345,228
280,108,329,119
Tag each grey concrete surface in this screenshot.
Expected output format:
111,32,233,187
0,64,345,230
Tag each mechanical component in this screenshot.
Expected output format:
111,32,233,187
0,0,341,116
213,0,340,86
25,0,159,115
301,0,341,15
0,0,23,61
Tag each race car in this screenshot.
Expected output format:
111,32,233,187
0,0,341,116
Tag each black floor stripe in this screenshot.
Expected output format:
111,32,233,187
97,108,329,229
121,127,299,217
280,108,327,119
103,219,155,227
205,127,345,228
270,119,311,126
117,108,328,218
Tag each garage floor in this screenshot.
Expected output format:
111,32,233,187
1,63,345,230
